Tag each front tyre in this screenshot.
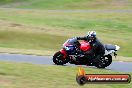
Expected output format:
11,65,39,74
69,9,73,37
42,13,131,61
53,51,68,65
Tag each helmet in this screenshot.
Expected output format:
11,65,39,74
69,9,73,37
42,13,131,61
87,31,96,41
87,31,96,37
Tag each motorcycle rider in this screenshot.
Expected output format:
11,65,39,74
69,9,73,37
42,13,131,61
76,31,105,63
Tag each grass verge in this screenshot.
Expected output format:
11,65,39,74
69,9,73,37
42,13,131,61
0,61,131,88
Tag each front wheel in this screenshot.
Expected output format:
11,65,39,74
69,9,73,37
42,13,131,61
53,51,69,65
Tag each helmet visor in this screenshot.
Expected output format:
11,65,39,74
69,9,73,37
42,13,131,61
89,36,95,40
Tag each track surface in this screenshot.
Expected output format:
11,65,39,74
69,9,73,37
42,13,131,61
1,8,132,13
0,53,132,72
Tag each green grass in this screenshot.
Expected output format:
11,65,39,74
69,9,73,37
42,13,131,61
0,61,131,88
0,0,132,10
0,8,132,57
0,0,20,3
0,0,24,5
0,30,68,51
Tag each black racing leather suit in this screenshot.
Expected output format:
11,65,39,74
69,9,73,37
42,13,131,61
76,36,105,62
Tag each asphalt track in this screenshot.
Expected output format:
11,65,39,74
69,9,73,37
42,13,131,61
0,53,132,72
0,8,132,13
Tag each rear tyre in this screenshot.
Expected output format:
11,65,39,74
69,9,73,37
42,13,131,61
103,55,112,67
95,55,112,68
53,51,69,65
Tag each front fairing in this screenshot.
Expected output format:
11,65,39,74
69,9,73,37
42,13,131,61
62,38,78,55
63,45,76,55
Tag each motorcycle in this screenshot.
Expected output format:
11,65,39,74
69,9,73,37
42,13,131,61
53,38,120,68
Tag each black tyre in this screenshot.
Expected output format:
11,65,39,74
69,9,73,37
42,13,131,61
53,51,69,65
104,55,112,67
95,55,112,68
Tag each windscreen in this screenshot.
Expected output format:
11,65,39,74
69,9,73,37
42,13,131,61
63,38,77,46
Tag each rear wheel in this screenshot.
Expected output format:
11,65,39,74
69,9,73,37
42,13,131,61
95,55,112,68
104,55,112,67
53,51,69,65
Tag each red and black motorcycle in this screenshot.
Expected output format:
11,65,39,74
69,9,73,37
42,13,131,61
53,38,120,68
